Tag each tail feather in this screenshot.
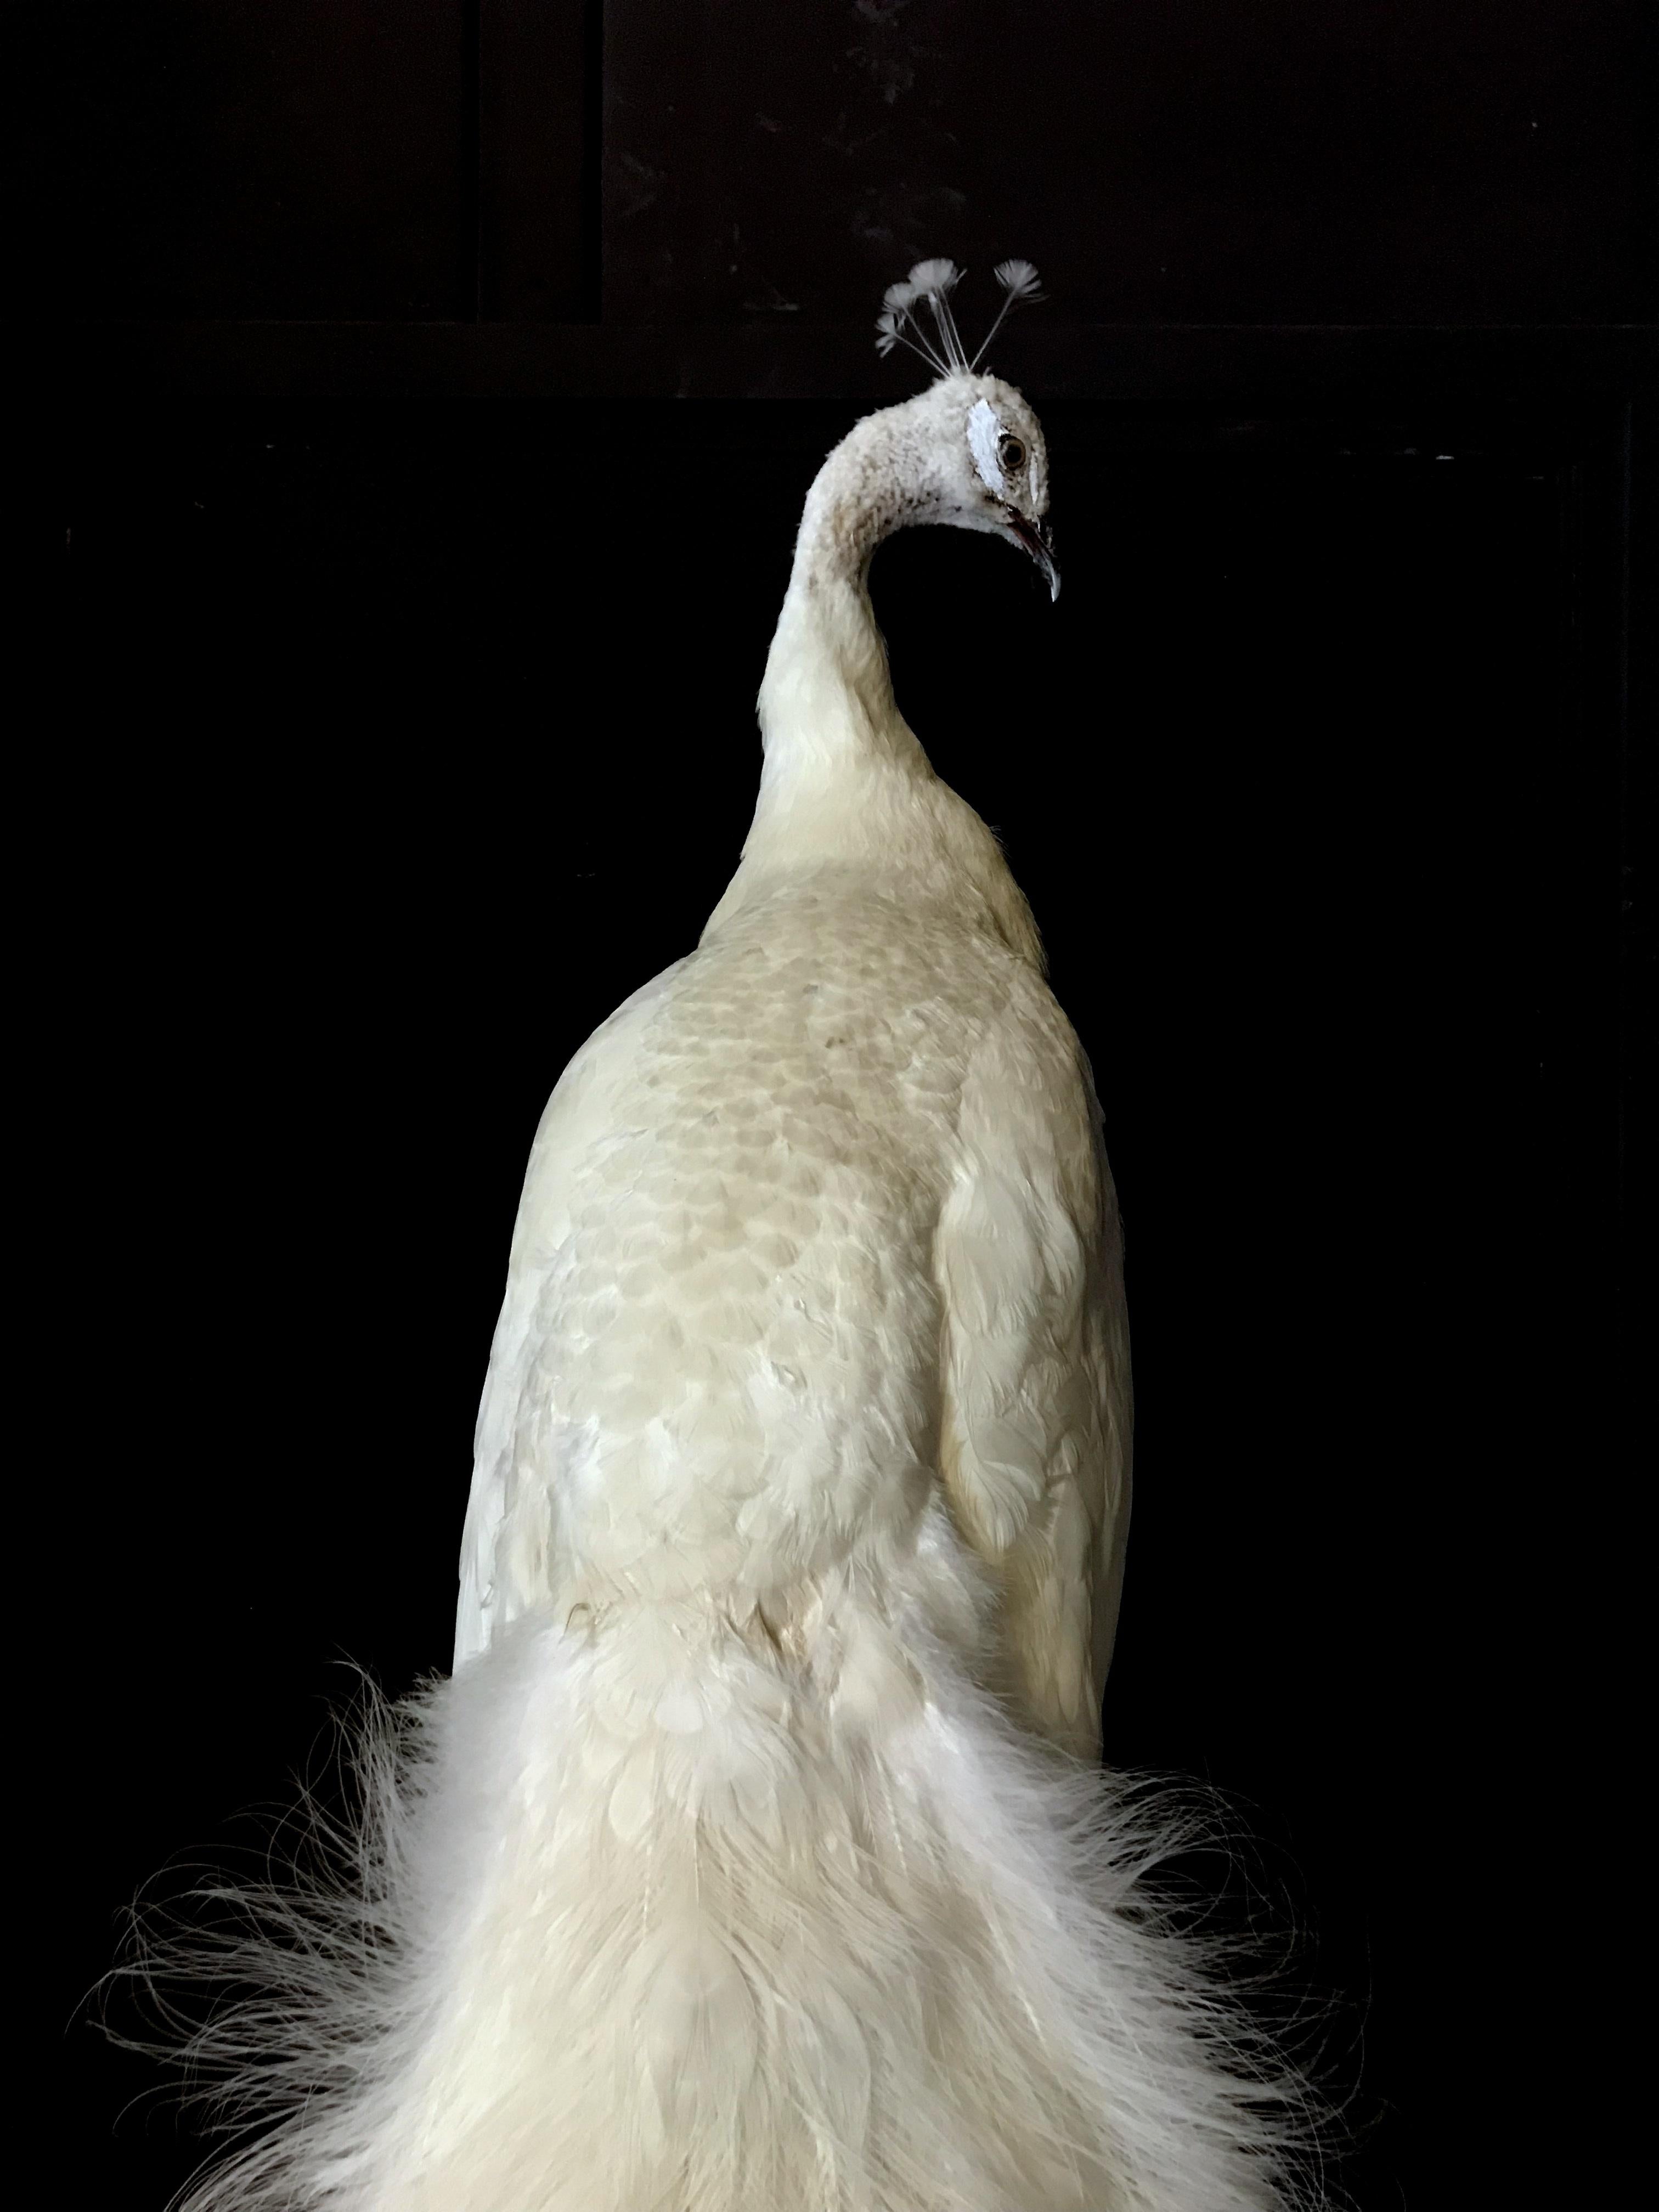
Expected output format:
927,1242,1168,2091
112,1592,1325,2211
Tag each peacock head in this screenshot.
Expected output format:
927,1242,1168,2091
925,370,1057,600
874,258,1058,600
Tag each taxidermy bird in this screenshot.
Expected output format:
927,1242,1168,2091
137,261,1312,2212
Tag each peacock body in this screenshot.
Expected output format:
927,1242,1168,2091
141,268,1316,2212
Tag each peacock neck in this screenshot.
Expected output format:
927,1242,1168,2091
754,439,929,791
703,409,1044,969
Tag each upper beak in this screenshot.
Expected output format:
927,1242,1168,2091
1006,511,1060,602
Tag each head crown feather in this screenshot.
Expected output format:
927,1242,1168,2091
874,256,1046,377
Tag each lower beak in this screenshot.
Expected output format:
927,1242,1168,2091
1007,512,1060,602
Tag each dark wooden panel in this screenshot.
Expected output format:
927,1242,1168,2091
479,0,596,318
35,318,1657,405
603,0,1656,326
22,2,471,317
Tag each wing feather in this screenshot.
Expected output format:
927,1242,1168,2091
935,984,1131,1758
455,959,689,1669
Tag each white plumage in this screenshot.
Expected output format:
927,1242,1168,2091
458,374,1108,1745
136,349,1316,2211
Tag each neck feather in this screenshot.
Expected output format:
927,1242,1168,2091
755,413,927,783
704,400,1044,970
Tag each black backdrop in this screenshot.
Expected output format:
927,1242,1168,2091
18,6,1652,2210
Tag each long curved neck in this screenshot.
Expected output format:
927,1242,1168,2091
754,413,932,789
703,398,1044,969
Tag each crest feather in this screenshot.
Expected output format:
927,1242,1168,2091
906,257,962,297
992,258,1043,303
905,259,968,370
972,257,1045,369
872,253,1047,379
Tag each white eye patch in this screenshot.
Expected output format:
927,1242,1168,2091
967,398,1005,496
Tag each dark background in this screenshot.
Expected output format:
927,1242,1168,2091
16,5,1652,2208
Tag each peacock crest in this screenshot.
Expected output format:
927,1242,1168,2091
874,256,1045,378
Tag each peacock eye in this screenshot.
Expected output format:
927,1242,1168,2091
998,434,1026,472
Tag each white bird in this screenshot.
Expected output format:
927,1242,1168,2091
144,265,1313,2212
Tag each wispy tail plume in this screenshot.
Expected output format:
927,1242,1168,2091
104,1589,1336,2211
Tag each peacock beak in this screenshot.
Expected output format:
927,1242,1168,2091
1006,511,1060,602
